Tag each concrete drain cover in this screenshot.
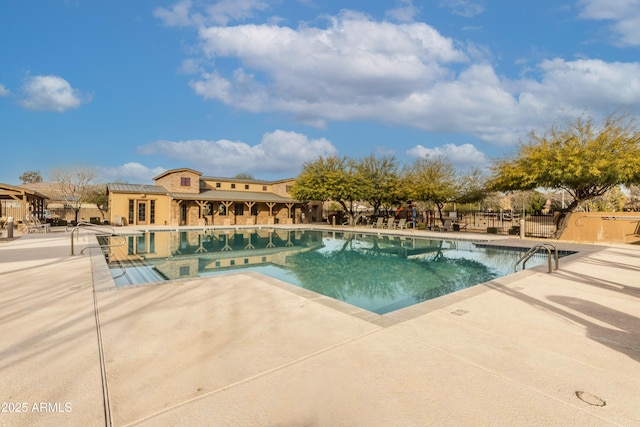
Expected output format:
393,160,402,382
575,391,606,407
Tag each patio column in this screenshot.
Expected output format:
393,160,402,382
286,203,294,223
221,201,234,225
266,202,276,216
196,200,208,224
244,201,256,224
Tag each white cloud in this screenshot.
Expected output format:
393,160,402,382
438,0,485,18
19,75,88,112
154,0,195,27
205,0,269,26
407,143,490,170
578,0,640,46
154,0,269,27
174,10,640,147
98,163,167,184
386,0,420,23
191,13,469,122
518,58,640,115
0,84,9,97
136,130,337,177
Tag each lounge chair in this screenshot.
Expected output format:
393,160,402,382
28,215,50,233
395,218,407,229
433,219,452,232
371,217,385,228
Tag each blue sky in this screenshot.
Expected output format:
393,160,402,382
1,0,640,184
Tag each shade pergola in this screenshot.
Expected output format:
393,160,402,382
0,183,49,220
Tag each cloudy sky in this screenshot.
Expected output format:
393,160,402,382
1,0,639,184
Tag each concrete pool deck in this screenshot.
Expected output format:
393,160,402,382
0,225,638,426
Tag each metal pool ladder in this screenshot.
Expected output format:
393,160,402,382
70,222,128,278
515,243,559,273
70,222,125,255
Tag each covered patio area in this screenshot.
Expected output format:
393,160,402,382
0,182,49,229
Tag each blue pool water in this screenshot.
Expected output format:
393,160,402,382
107,229,563,314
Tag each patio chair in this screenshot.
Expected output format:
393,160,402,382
28,215,50,233
433,219,452,232
395,218,407,229
371,217,385,228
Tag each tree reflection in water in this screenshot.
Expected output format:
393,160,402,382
284,233,498,314
115,230,528,314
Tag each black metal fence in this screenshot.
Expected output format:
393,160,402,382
428,211,556,238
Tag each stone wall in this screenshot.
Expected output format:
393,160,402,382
155,170,201,194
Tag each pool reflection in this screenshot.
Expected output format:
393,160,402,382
108,229,525,314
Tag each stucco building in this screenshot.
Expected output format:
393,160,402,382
107,168,313,227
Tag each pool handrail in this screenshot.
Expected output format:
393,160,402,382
514,243,559,273
71,221,120,255
80,234,126,255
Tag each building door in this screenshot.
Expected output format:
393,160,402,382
181,203,188,225
137,201,148,225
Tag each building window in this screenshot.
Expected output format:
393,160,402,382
231,183,236,189
150,200,155,224
149,233,155,253
245,184,249,190
262,185,267,191
251,204,258,215
180,177,191,186
181,204,187,223
200,181,205,188
137,234,146,253
286,185,292,193
138,202,146,223
128,200,134,224
218,204,227,216
234,204,244,216
179,266,190,276
216,182,221,188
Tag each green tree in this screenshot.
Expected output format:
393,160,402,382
628,184,640,211
490,114,640,210
19,170,43,184
354,155,401,214
234,173,255,180
489,113,640,234
85,184,109,220
404,157,486,225
584,186,627,212
290,156,367,225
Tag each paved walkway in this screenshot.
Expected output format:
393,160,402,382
0,226,638,426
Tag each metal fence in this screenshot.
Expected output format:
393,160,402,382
432,211,556,238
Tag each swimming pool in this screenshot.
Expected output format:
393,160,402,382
105,229,564,314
